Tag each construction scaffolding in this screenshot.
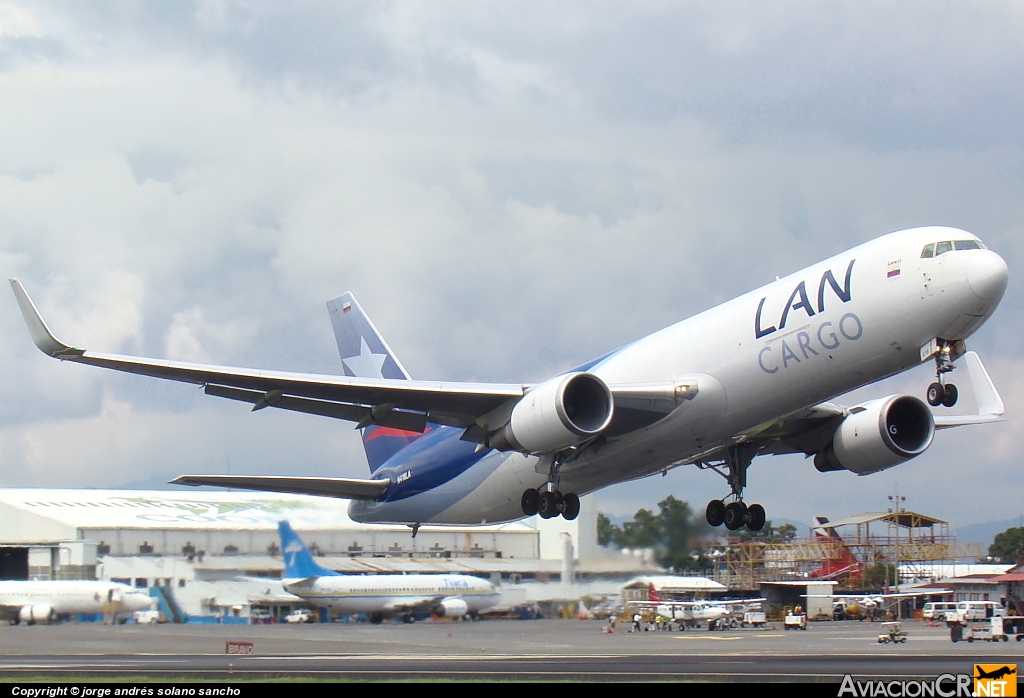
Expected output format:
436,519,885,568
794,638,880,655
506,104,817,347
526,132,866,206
714,510,984,590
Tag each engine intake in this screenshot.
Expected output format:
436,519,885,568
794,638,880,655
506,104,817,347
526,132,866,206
814,395,934,475
489,372,613,453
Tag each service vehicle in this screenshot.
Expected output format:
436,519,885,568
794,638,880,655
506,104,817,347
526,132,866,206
741,611,767,628
877,621,908,644
947,601,1005,624
950,617,1010,643
285,608,315,624
922,602,957,622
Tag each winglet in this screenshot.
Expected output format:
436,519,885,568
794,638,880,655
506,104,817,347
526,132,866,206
963,351,1004,416
9,279,84,358
933,351,1005,429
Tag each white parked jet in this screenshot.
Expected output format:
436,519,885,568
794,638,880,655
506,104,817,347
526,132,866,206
277,521,498,623
0,580,153,624
10,226,1008,531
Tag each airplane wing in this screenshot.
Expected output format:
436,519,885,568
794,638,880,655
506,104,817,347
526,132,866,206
742,350,1004,458
383,596,445,613
11,280,682,442
169,475,389,499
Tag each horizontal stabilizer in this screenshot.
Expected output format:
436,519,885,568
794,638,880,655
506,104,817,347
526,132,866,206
170,474,389,500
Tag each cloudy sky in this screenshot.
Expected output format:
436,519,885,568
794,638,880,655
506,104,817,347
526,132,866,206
0,1,1022,530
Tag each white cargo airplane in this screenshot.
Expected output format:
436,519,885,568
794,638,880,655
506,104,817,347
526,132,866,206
0,580,153,624
276,520,498,623
10,226,1008,531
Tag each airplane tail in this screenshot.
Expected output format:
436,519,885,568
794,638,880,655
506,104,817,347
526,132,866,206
648,583,662,604
278,520,340,579
810,516,863,581
327,293,420,473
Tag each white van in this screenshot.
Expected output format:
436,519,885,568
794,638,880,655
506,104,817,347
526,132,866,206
923,602,957,621
951,601,1005,623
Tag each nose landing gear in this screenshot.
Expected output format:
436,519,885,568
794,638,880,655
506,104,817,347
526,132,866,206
926,340,959,408
699,445,767,532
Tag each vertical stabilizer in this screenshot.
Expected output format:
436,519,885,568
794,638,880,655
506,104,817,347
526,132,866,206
279,520,340,579
326,293,421,472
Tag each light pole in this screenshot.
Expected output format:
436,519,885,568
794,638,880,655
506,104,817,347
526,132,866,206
888,488,906,619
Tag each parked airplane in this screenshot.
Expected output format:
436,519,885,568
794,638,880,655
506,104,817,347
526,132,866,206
11,226,1008,531
276,520,498,623
0,580,154,624
634,584,765,626
809,516,864,582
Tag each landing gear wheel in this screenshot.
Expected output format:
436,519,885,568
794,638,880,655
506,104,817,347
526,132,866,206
562,493,581,521
521,489,539,516
706,500,726,527
926,382,944,407
746,503,766,532
537,490,560,519
724,502,748,531
942,383,958,408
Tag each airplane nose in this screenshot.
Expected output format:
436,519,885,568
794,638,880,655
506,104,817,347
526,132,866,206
967,250,1009,301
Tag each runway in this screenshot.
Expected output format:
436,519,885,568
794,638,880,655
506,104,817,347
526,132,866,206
0,620,1019,681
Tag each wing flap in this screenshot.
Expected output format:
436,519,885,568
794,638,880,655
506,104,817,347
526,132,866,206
169,474,390,499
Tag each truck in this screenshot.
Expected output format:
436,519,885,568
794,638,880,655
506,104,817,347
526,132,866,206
949,616,1024,643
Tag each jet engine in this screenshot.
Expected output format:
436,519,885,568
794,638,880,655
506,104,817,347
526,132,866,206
814,395,934,475
432,598,469,618
18,604,55,625
488,372,613,453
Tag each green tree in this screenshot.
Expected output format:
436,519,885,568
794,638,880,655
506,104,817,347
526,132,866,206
656,495,712,573
596,496,712,572
862,563,897,589
597,513,617,547
730,521,798,543
989,526,1024,564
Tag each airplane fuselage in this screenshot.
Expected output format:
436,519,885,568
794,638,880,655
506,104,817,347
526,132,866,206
284,574,499,615
350,227,1007,524
0,580,153,620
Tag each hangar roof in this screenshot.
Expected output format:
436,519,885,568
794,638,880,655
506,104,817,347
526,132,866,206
0,489,535,534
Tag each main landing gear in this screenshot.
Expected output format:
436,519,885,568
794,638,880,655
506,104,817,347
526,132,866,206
521,488,581,520
926,340,959,408
521,452,581,520
700,444,766,532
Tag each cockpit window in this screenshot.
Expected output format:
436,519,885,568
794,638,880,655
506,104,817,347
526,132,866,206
921,243,935,258
954,239,983,251
935,241,953,256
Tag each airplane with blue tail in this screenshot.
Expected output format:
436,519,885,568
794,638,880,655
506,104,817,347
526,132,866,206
10,226,1009,531
277,520,497,623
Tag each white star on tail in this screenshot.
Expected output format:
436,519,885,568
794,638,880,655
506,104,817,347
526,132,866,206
342,337,387,378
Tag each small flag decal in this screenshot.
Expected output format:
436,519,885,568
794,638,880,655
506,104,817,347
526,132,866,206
886,260,901,279
342,301,352,314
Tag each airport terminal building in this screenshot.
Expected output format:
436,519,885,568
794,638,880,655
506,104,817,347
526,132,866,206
0,489,655,617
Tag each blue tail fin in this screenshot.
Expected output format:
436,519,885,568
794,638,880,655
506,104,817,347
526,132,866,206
327,292,421,472
279,521,340,579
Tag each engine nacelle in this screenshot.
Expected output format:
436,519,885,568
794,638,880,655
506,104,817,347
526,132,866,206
19,604,55,625
814,395,934,475
432,598,469,618
489,372,613,453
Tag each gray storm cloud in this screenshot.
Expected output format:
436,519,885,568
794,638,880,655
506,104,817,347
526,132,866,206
0,1,1020,527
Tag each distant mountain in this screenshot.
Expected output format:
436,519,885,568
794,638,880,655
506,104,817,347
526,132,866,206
955,517,1024,549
